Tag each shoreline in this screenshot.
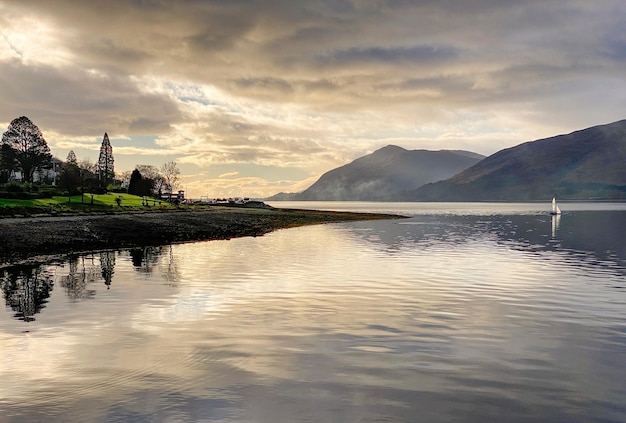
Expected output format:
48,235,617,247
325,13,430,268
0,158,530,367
0,207,404,266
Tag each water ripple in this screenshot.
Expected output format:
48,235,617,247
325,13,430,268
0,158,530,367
1,207,626,422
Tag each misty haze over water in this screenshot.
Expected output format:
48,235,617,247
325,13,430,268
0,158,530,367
1,202,626,422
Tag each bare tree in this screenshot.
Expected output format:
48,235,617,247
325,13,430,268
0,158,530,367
1,116,52,183
118,170,132,188
78,159,97,174
160,161,181,193
77,159,97,203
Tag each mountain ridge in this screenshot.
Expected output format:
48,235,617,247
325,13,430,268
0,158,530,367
268,146,485,201
408,119,626,201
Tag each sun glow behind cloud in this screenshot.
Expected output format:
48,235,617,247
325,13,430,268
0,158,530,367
0,10,73,67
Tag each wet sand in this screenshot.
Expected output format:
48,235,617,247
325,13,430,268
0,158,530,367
0,207,402,265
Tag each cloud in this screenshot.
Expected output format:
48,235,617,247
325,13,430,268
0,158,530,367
318,45,459,67
0,0,625,198
218,171,239,178
0,62,182,138
183,173,318,199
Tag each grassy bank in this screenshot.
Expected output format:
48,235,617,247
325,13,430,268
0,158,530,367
0,193,175,216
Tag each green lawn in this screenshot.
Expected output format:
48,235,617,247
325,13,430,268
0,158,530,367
0,193,176,213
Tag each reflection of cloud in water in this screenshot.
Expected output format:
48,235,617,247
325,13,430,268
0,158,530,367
340,211,626,276
0,212,625,422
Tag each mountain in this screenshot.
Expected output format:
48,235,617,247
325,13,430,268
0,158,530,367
271,145,484,201
408,119,626,201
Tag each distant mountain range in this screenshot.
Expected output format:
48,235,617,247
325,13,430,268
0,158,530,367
409,119,626,201
268,146,484,201
268,119,626,202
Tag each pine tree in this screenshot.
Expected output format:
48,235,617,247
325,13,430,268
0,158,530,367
66,150,77,165
97,133,114,190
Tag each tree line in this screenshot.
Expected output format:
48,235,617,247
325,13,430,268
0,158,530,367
0,246,173,322
0,116,180,198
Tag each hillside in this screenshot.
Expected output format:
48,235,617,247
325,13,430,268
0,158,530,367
408,119,626,201
272,146,484,201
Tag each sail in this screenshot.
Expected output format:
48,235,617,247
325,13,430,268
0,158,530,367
551,197,562,215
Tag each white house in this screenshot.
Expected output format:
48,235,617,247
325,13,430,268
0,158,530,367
9,158,63,184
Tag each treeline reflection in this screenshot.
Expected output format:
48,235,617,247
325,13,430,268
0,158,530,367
0,264,54,321
1,246,179,322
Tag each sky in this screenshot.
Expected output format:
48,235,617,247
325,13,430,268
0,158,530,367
1,0,625,199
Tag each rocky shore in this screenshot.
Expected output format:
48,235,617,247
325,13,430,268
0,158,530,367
0,206,403,266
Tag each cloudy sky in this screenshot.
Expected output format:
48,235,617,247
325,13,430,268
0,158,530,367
1,1,625,198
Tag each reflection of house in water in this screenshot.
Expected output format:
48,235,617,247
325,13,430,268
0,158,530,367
0,264,54,322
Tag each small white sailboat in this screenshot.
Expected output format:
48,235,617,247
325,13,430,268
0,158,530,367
550,197,562,215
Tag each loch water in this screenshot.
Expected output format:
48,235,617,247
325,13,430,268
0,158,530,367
1,202,626,423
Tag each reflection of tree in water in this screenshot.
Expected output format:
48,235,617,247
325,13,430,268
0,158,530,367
0,264,54,322
125,245,180,286
100,251,116,289
59,255,100,300
128,246,163,273
160,245,180,287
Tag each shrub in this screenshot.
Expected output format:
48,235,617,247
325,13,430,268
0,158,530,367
39,187,63,197
38,191,53,199
3,192,42,200
5,183,24,193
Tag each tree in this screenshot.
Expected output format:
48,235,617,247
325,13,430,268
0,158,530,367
118,170,132,188
135,164,164,196
128,169,145,196
58,162,82,195
66,150,77,165
59,150,81,194
77,159,98,203
97,132,114,190
160,161,181,193
0,144,17,183
1,116,52,183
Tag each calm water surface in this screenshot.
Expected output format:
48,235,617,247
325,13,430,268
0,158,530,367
1,202,626,422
